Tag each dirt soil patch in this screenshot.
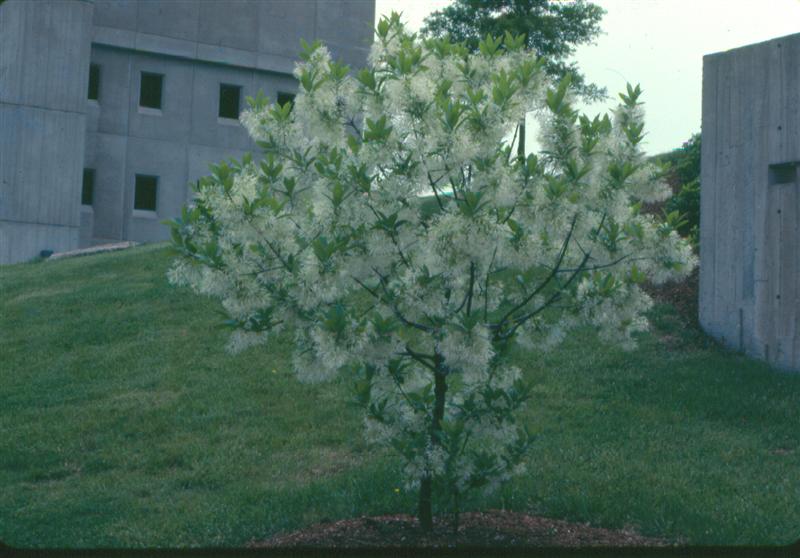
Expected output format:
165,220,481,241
643,266,700,326
250,509,675,548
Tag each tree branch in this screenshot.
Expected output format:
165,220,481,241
502,248,592,339
491,213,579,333
465,261,476,317
353,275,428,333
403,343,438,371
483,246,498,321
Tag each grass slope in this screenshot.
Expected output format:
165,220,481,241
1,244,799,548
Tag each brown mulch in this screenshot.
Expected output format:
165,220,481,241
643,266,700,327
249,509,675,549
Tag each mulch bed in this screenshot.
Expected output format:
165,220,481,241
250,510,675,549
643,266,700,327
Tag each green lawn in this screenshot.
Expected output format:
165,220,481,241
1,243,799,548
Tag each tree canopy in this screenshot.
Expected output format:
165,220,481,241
421,0,606,100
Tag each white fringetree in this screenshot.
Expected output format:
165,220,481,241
167,14,695,530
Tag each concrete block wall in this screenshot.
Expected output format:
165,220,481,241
700,32,800,371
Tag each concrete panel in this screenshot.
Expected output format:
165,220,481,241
187,144,250,193
198,0,258,52
127,53,192,143
0,221,79,264
86,99,101,134
92,24,137,49
255,52,296,76
91,46,133,136
699,54,718,335
252,72,298,108
257,0,315,60
89,1,372,77
90,133,128,241
326,44,371,72
316,0,375,52
135,0,199,43
0,105,84,227
124,136,188,242
0,0,94,114
82,132,98,245
767,41,787,165
196,43,258,69
135,32,198,60
783,39,800,161
80,207,95,247
93,0,138,30
189,65,254,151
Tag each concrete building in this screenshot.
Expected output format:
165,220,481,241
700,32,800,372
0,0,375,264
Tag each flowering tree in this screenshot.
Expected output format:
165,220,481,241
167,14,695,530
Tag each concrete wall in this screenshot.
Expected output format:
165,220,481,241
79,0,374,248
0,0,94,263
90,0,374,77
700,32,800,371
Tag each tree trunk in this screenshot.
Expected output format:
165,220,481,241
418,476,433,530
517,119,526,160
418,368,447,531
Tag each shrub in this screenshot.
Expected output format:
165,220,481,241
659,133,701,248
167,14,695,530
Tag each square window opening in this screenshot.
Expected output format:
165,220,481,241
277,91,295,110
139,72,164,109
88,64,100,101
82,168,95,206
219,83,242,119
134,174,158,211
768,162,798,185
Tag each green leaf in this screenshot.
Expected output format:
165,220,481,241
322,304,348,337
478,33,502,57
546,74,572,114
356,68,377,91
329,60,351,82
245,89,269,111
299,38,323,62
364,115,393,142
376,17,391,39
503,31,526,52
347,134,362,155
627,265,647,285
618,83,643,107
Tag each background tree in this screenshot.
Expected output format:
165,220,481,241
421,0,606,101
168,14,695,531
652,133,701,249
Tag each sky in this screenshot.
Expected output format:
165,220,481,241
375,0,800,155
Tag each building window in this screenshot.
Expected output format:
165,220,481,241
768,162,798,185
81,168,95,205
134,174,158,211
88,64,100,101
277,91,295,109
139,72,163,109
218,83,241,119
